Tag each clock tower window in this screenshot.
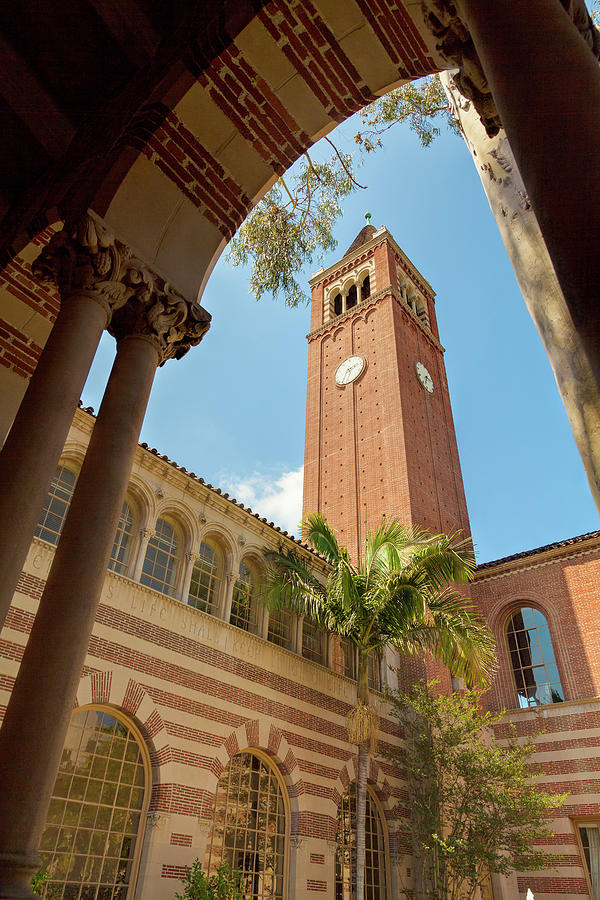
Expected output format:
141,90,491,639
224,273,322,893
333,293,342,316
346,284,357,310
361,275,371,301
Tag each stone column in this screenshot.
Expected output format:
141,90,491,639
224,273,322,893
179,551,196,603
132,527,155,581
424,0,600,380
0,213,140,632
440,68,600,512
222,569,237,623
0,267,210,900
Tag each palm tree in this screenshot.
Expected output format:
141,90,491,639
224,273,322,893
264,512,495,900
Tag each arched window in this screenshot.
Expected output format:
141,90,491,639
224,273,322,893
336,784,387,899
507,607,565,707
35,464,77,546
39,707,148,900
333,293,343,316
230,561,259,632
207,751,287,899
361,275,371,301
140,517,179,597
346,284,358,310
416,297,430,328
108,501,134,575
189,540,220,614
335,637,357,680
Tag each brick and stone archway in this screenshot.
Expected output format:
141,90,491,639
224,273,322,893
207,718,306,822
76,670,172,774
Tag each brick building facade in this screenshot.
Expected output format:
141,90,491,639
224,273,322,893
1,223,600,900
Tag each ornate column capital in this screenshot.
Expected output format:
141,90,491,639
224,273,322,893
421,0,599,137
31,213,137,319
107,268,211,365
32,212,212,362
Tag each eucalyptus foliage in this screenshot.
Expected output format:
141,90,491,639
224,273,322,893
390,682,565,900
356,75,459,151
227,148,360,307
227,77,458,304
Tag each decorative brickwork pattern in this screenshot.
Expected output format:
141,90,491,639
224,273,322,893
196,44,310,176
161,865,189,880
124,104,251,241
309,853,325,865
307,880,327,891
0,319,42,379
258,0,374,122
353,0,437,77
170,833,193,847
0,254,59,323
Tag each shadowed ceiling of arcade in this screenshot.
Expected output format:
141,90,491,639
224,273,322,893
0,0,447,298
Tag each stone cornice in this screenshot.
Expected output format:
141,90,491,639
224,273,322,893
310,227,436,299
475,531,600,582
306,284,444,353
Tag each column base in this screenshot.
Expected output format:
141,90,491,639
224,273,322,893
0,852,39,900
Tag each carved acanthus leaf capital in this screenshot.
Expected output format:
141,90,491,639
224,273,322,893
108,269,211,366
31,213,136,316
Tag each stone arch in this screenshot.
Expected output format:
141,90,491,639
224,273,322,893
199,523,236,561
206,719,306,825
125,470,157,534
75,670,171,774
154,498,199,553
334,755,395,824
59,441,88,472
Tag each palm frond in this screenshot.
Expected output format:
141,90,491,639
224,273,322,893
393,588,496,685
406,533,476,589
263,547,328,623
301,511,343,565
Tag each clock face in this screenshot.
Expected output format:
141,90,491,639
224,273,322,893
416,361,434,393
335,355,365,385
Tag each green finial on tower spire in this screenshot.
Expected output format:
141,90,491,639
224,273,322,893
365,211,372,224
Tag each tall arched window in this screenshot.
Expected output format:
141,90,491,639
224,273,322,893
336,784,387,899
333,293,343,317
507,606,565,707
346,284,358,310
188,540,220,614
140,517,179,597
207,751,287,899
35,464,77,546
108,501,134,575
230,561,259,632
39,707,149,900
361,275,371,301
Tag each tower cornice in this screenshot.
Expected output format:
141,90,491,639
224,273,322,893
309,227,436,301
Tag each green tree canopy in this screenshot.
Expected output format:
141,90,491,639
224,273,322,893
390,681,566,899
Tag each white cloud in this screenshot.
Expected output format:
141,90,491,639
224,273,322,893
221,466,304,537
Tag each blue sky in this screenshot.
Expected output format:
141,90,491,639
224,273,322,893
82,112,599,563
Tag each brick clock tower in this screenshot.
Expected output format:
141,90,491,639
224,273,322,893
303,218,470,563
